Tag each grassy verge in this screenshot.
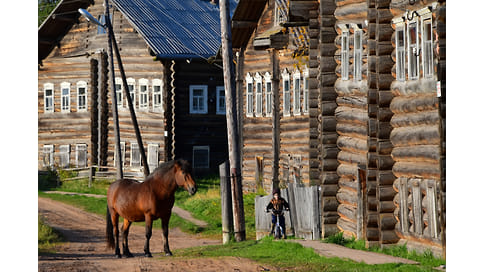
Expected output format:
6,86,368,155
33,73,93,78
38,214,64,254
323,232,445,268
176,236,437,272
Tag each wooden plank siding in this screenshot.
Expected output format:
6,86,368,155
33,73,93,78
38,1,166,172
389,0,444,254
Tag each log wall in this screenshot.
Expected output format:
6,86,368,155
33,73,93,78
38,1,166,172
389,0,444,254
334,0,369,239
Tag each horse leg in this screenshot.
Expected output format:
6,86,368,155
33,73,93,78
111,211,121,258
161,214,172,256
121,218,133,258
144,214,153,257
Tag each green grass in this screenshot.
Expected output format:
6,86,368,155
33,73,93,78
175,237,438,272
323,232,445,269
38,214,64,254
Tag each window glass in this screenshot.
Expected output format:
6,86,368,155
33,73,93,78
407,21,419,80
193,146,209,168
341,30,349,80
189,85,207,114
216,86,225,115
396,26,406,81
422,19,433,78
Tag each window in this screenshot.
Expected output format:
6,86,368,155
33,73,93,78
293,69,301,115
254,73,263,116
216,86,226,115
115,78,123,108
138,78,149,110
407,19,419,80
44,83,54,113
127,78,136,107
77,81,87,111
264,72,272,117
189,85,208,114
282,69,291,116
193,146,210,169
303,67,309,114
152,79,163,112
43,145,54,168
274,0,288,26
130,142,141,167
246,73,254,116
395,23,406,81
353,29,363,81
61,82,70,112
341,28,349,80
76,144,87,168
422,16,433,78
59,145,70,168
148,144,159,172
114,142,125,168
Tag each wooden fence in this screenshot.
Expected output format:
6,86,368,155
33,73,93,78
255,183,321,240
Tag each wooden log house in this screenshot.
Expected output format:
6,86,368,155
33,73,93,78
232,0,445,255
38,0,238,176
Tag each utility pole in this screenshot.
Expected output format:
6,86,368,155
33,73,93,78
104,0,150,178
219,0,245,241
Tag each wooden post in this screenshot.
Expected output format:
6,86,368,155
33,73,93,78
220,161,234,244
88,166,94,188
104,0,122,180
219,0,245,242
271,49,280,189
356,165,367,241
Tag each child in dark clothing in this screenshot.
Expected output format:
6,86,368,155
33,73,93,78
265,188,290,238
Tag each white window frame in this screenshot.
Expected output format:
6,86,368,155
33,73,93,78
43,145,54,168
130,142,141,168
353,27,363,81
127,77,136,108
274,0,288,26
76,144,87,168
216,86,226,115
189,85,208,114
245,73,254,117
44,83,54,113
60,82,71,113
395,22,406,82
77,81,88,112
138,78,149,110
341,27,349,80
303,66,309,114
292,69,301,116
282,69,291,117
115,77,124,108
148,143,159,172
59,144,70,168
192,145,210,169
421,14,433,78
264,72,273,117
254,72,263,117
114,142,126,168
407,17,419,81
152,79,163,112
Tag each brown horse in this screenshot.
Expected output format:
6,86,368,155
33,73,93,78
106,159,196,258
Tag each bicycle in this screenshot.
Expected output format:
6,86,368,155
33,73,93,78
266,208,288,239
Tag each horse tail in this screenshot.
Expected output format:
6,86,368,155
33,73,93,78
106,206,115,249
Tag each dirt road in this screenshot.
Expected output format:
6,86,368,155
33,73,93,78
38,197,274,272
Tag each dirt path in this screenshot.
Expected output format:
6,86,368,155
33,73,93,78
38,197,274,272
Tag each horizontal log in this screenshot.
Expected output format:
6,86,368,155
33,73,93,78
393,161,441,180
336,123,368,139
377,140,393,155
339,176,357,191
379,200,395,213
380,229,399,244
337,204,357,222
366,227,380,240
390,110,440,128
322,158,339,171
337,217,357,238
334,2,368,21
322,196,340,211
337,136,367,153
379,213,397,230
392,145,440,164
321,101,338,116
378,185,396,201
390,125,440,147
337,163,357,178
377,170,395,186
336,188,358,206
321,213,339,224
321,171,340,185
390,95,439,114
322,145,339,159
378,107,393,122
336,96,367,108
322,184,339,197
377,155,394,170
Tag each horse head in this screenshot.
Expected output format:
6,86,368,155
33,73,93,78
174,159,197,195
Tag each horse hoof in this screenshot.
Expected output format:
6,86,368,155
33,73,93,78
124,253,134,258
144,253,153,258
165,252,173,257
115,254,122,259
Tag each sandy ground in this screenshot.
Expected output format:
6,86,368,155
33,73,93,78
38,197,275,272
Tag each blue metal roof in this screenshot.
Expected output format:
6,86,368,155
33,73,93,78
112,0,239,59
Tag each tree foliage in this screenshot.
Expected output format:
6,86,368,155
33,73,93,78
38,0,60,26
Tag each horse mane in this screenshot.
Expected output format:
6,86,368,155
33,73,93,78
147,159,192,180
